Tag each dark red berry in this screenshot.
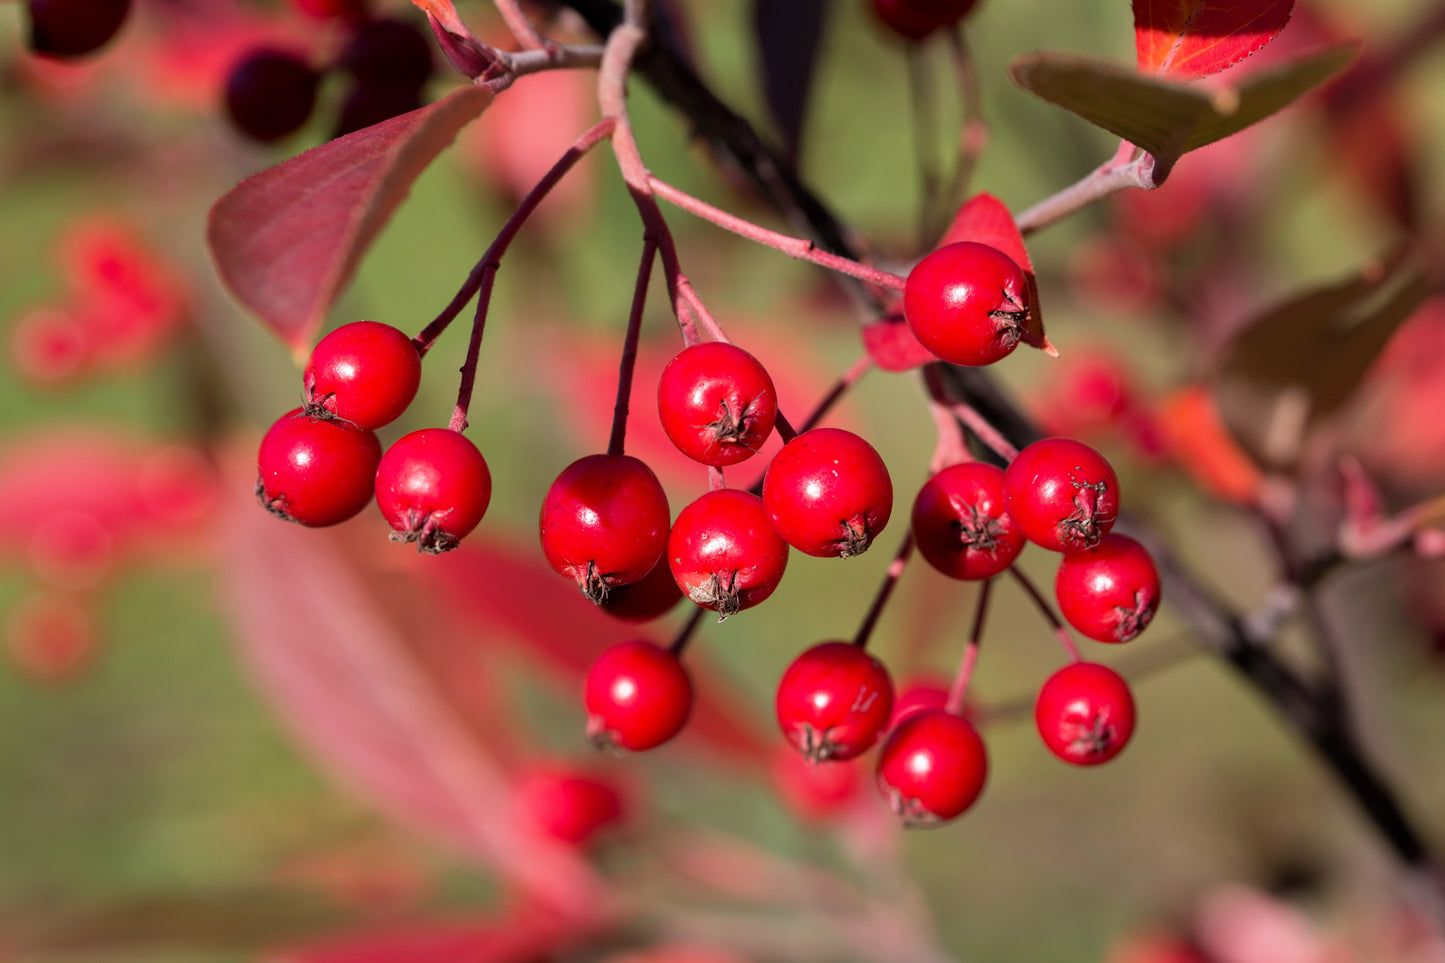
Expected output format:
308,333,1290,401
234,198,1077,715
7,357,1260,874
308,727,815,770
668,489,789,619
762,428,893,558
291,0,366,19
514,766,625,847
598,557,684,623
876,709,987,828
1003,437,1120,553
584,640,692,752
887,674,952,729
870,0,978,41
656,341,778,467
224,48,319,143
539,454,671,604
771,746,863,820
1034,661,1136,766
1055,533,1160,643
911,462,1026,579
26,0,130,59
339,18,434,89
333,82,424,138
303,321,421,430
374,428,491,553
903,241,1029,367
256,408,381,527
775,641,894,763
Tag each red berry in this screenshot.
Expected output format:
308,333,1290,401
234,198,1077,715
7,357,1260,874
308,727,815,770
338,18,434,89
1003,437,1120,553
870,0,979,41
911,462,1025,579
224,48,320,143
1034,662,1136,765
539,454,671,603
303,321,422,430
887,674,952,729
26,0,130,59
291,0,366,19
656,342,778,467
598,557,684,623
514,766,625,847
775,641,894,762
876,709,987,828
584,640,693,751
668,489,789,619
374,428,492,553
256,408,381,527
762,428,893,558
903,241,1029,367
771,746,863,820
1055,533,1161,643
333,82,425,138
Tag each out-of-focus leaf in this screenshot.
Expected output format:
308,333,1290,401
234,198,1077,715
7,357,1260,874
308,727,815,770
1009,45,1355,178
208,84,492,357
267,910,577,963
938,193,1053,354
1134,0,1294,79
1212,250,1429,467
752,0,827,163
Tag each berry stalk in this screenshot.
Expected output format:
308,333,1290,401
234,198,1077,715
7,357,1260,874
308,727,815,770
945,576,991,715
607,236,659,457
852,532,916,649
1008,566,1083,663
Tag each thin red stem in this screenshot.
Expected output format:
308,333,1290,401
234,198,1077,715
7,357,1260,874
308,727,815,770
853,532,916,649
708,466,725,492
922,364,1018,462
773,410,798,443
447,263,499,432
607,236,658,456
946,577,991,716
927,396,969,474
798,354,873,434
668,605,706,656
942,25,987,214
1008,566,1083,663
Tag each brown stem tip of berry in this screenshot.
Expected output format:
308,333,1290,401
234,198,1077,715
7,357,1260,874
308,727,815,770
886,789,944,830
835,517,874,559
578,560,610,605
686,571,741,621
255,477,298,524
793,723,841,764
388,510,461,555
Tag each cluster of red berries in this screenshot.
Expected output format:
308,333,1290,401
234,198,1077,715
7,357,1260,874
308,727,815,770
23,0,130,59
255,321,493,553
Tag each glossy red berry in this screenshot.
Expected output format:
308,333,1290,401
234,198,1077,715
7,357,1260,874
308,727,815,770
224,48,320,143
762,428,893,558
540,454,670,604
514,766,625,847
656,342,778,467
256,408,381,527
1003,437,1120,553
775,641,894,763
339,18,434,89
911,462,1025,579
303,321,422,430
870,0,979,41
598,557,684,623
584,640,693,752
668,489,789,619
903,241,1029,367
374,428,491,553
26,0,130,59
1055,533,1161,643
1034,662,1136,765
876,709,987,828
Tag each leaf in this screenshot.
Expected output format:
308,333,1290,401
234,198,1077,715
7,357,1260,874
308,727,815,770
752,0,828,163
938,193,1054,355
208,84,492,357
267,910,576,963
1212,250,1429,468
1134,0,1294,79
1009,44,1356,178
861,308,938,373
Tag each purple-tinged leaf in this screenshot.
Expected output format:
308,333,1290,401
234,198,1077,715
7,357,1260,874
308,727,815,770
752,0,828,163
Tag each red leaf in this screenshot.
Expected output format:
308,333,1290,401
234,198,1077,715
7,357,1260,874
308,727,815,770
208,84,492,356
861,306,939,372
268,910,576,963
1134,0,1294,80
938,193,1053,355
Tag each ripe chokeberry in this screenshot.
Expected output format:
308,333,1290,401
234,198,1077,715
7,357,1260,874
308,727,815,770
902,241,1029,367
1003,437,1120,553
876,709,988,828
539,454,670,603
26,0,130,59
598,558,684,623
870,0,979,41
656,341,778,467
762,427,893,558
303,321,422,430
668,489,789,619
256,408,381,527
1034,661,1136,766
911,462,1025,580
374,428,491,553
775,641,895,763
1055,533,1161,643
514,766,625,847
224,48,320,143
584,640,693,752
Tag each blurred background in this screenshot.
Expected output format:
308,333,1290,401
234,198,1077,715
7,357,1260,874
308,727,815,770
2,0,1445,961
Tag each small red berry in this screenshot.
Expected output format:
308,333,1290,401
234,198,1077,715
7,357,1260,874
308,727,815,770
26,0,130,59
1055,533,1161,643
514,766,625,847
303,321,422,430
887,674,952,729
338,18,434,89
374,428,491,553
1003,437,1120,553
876,709,987,828
584,640,693,752
762,428,893,558
224,48,320,143
870,0,979,41
598,557,684,623
256,408,381,527
775,641,894,762
539,454,671,603
911,462,1026,580
903,241,1029,367
656,342,778,467
1034,661,1136,765
668,489,789,619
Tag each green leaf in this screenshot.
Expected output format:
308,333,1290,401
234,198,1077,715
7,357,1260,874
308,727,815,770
1009,44,1357,177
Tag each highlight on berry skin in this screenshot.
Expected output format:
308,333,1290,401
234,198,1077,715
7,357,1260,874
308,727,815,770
303,321,422,431
875,708,988,828
583,640,693,752
775,641,895,763
668,488,789,620
255,408,382,528
656,341,779,467
911,461,1026,580
1055,533,1161,643
902,241,1030,368
1034,662,1137,766
1003,437,1120,554
762,427,893,559
374,428,492,554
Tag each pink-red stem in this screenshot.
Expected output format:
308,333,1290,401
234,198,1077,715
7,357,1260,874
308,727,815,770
1008,566,1083,663
946,577,991,716
607,236,658,456
853,532,916,649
